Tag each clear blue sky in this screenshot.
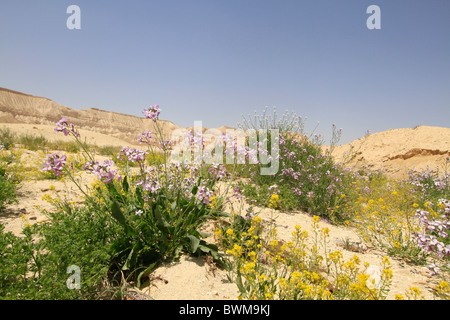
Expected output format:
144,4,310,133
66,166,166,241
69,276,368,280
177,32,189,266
1,0,449,144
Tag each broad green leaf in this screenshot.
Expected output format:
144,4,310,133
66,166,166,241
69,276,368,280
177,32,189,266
122,176,129,192
135,186,143,205
155,206,171,229
187,234,200,253
123,243,141,271
198,241,220,260
136,261,159,289
110,198,126,226
110,197,136,236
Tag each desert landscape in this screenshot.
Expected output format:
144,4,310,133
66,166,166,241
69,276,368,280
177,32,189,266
1,86,449,301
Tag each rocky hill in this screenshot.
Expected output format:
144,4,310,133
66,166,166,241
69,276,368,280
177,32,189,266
0,87,180,145
329,126,450,177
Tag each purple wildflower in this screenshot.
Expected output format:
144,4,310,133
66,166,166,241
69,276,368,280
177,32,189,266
137,130,153,145
42,152,67,177
143,105,161,122
208,164,228,181
232,184,245,201
83,159,119,184
54,118,80,138
143,180,161,194
197,186,213,205
159,139,174,151
117,147,147,163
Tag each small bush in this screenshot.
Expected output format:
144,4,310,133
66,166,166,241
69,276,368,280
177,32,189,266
36,110,227,292
0,204,118,299
236,108,350,222
407,159,449,204
96,145,121,157
17,133,48,151
0,165,18,211
0,127,15,150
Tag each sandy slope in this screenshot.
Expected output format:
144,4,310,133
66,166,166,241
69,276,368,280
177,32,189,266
0,123,139,148
0,87,224,146
327,126,450,178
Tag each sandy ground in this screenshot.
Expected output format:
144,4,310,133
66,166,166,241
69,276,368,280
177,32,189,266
1,123,449,300
0,123,140,148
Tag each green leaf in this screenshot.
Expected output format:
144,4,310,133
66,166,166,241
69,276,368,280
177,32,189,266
154,206,171,229
110,197,136,236
198,241,220,260
187,234,200,253
214,211,231,218
171,201,177,211
197,231,211,238
136,261,159,289
135,186,144,206
123,243,141,271
110,198,126,226
122,176,129,192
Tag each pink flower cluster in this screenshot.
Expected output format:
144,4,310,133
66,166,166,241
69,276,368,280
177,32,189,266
117,147,147,163
159,139,174,151
42,152,67,177
137,130,153,145
413,199,450,275
143,105,161,122
208,164,228,181
197,186,213,205
83,160,120,184
54,118,80,138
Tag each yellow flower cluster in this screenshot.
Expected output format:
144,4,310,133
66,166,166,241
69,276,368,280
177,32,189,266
268,194,279,208
218,214,397,300
343,175,425,262
434,281,450,300
395,287,425,300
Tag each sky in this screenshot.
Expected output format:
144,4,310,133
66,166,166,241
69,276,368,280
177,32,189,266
0,0,449,144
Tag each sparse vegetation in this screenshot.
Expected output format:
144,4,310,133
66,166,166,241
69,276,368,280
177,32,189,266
0,108,449,300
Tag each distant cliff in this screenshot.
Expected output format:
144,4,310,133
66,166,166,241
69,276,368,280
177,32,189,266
0,87,180,145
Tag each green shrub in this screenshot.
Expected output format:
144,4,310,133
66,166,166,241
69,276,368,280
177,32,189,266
236,108,351,222
0,203,119,299
96,145,121,157
0,127,15,150
38,111,228,292
0,166,17,211
17,133,48,151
